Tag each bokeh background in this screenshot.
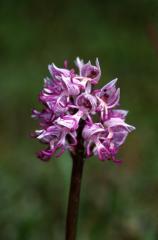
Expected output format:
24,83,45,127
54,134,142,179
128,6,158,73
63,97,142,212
0,0,158,239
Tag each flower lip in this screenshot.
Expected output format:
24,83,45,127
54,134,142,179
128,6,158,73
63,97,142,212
37,149,53,161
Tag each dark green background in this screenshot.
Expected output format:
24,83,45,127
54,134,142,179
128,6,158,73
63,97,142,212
0,0,158,239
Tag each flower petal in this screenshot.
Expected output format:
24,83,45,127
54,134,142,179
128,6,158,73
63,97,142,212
75,58,101,84
104,117,136,132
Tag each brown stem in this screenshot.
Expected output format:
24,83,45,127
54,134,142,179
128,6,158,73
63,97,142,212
65,154,84,240
65,120,85,240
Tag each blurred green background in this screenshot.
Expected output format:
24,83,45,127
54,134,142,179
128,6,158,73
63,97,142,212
0,0,158,239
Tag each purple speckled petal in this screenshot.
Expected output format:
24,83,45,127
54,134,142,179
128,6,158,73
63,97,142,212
32,109,55,124
96,78,120,110
82,123,105,140
93,141,109,161
107,88,120,108
104,117,135,132
111,128,128,147
48,63,71,78
62,76,80,96
55,110,84,130
76,93,97,113
101,78,118,91
55,116,77,130
109,109,128,119
75,58,101,84
44,77,63,94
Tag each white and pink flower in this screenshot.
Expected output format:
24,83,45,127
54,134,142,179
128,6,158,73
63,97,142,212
32,58,135,162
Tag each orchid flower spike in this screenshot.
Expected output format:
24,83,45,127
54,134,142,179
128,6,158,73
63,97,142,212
32,58,135,163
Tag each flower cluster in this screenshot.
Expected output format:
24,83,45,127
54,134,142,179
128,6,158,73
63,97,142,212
32,58,135,163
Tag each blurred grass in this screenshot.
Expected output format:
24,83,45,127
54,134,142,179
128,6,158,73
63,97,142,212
0,0,158,239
